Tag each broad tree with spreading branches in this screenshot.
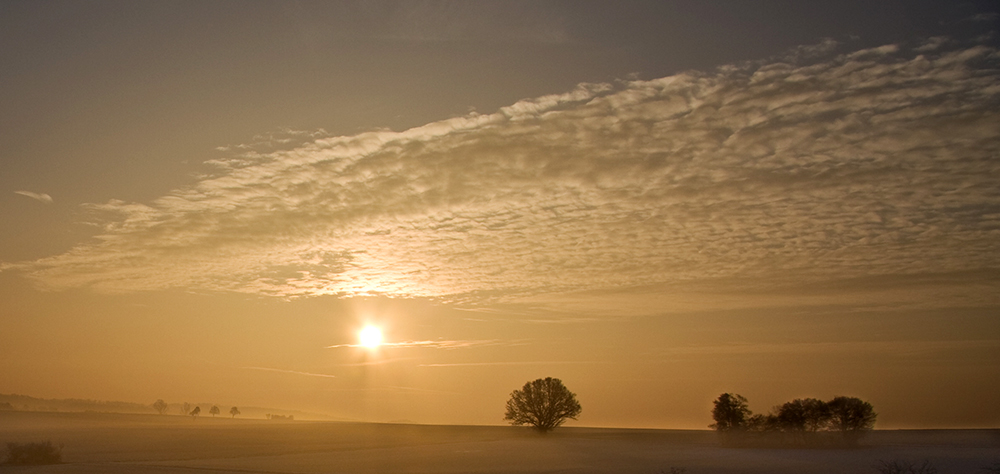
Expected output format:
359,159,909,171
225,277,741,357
504,377,581,433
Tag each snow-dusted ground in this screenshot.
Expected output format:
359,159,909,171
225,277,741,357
1,411,997,473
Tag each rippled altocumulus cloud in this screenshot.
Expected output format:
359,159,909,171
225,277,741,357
11,41,1000,311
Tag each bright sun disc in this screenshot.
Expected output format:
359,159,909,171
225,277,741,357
359,326,383,348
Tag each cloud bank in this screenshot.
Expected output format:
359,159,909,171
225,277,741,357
12,41,1000,312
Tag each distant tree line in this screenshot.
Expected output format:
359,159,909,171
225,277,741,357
151,400,240,419
711,393,876,447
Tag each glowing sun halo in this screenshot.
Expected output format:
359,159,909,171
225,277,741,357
359,325,383,349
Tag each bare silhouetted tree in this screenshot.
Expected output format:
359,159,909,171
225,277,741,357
504,377,581,433
230,406,240,418
710,393,751,432
152,399,168,415
209,406,220,417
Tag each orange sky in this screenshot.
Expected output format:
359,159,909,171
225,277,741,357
1,1,999,429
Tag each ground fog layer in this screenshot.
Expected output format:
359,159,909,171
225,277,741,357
1,412,997,473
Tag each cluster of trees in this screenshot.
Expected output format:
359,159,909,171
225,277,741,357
711,393,876,446
151,400,240,418
499,378,877,447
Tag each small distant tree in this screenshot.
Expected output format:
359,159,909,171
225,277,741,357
230,406,240,418
504,377,582,433
181,402,191,416
710,393,751,432
209,406,220,417
152,399,168,415
828,396,876,444
189,406,201,418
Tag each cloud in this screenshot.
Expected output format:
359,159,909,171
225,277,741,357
11,41,1000,313
14,190,53,204
418,361,608,367
652,339,1000,358
319,385,463,395
242,366,337,378
966,12,999,22
328,358,415,367
327,340,503,349
914,36,950,53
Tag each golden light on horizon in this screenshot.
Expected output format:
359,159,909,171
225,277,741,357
358,325,383,349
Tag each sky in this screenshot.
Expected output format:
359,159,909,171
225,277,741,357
1,0,999,429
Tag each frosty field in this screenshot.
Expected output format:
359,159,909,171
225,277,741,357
1,411,997,473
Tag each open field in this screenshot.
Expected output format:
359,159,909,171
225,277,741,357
1,411,997,473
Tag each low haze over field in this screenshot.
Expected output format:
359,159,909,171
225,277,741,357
2,1,999,429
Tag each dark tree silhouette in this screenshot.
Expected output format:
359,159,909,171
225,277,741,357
152,399,168,415
209,405,220,417
189,406,201,418
801,398,832,432
230,406,240,418
504,377,581,433
710,393,751,431
745,413,779,432
4,441,61,465
776,398,830,432
827,396,876,444
708,393,875,447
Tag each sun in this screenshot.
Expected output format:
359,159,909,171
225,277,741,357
358,325,383,349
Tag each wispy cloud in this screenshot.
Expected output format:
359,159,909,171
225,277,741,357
327,339,502,349
418,360,609,367
966,12,999,22
319,385,463,395
653,339,1000,358
328,358,415,367
10,41,1000,313
242,366,337,378
14,190,53,204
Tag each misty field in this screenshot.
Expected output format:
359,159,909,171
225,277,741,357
1,412,997,473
